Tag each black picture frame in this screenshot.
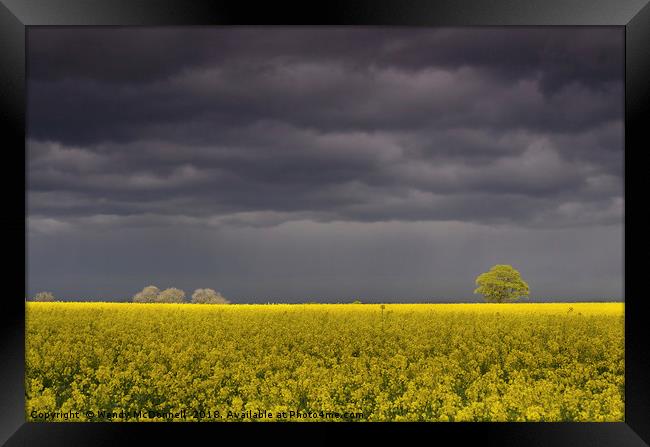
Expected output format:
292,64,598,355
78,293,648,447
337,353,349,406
1,0,647,445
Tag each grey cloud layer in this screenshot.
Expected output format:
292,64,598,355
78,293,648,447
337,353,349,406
27,27,623,230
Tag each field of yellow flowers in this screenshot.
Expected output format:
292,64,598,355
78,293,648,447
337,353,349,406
25,302,624,422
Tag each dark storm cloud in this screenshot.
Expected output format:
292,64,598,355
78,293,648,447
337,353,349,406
29,28,621,93
27,68,621,153
26,27,623,301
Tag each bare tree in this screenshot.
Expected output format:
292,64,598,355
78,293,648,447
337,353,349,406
133,285,160,303
31,291,56,302
191,288,230,304
158,288,186,303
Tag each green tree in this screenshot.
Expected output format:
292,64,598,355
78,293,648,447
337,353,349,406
31,291,56,302
191,288,230,304
474,264,530,303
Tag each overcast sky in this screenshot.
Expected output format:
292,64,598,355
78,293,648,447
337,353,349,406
26,27,624,302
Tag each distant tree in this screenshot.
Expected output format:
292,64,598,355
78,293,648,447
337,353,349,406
191,288,230,304
474,264,530,303
157,287,186,303
31,291,56,302
133,285,160,303
351,300,362,304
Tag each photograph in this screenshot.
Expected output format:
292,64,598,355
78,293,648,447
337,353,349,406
25,26,625,423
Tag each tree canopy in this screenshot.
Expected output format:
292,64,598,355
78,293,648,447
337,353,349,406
133,285,160,303
31,291,56,302
474,264,530,303
158,288,186,303
133,285,227,303
191,288,230,304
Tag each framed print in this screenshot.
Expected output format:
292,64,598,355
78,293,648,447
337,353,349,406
1,0,648,445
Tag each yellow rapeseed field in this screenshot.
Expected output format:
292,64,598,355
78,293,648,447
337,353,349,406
25,302,624,422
